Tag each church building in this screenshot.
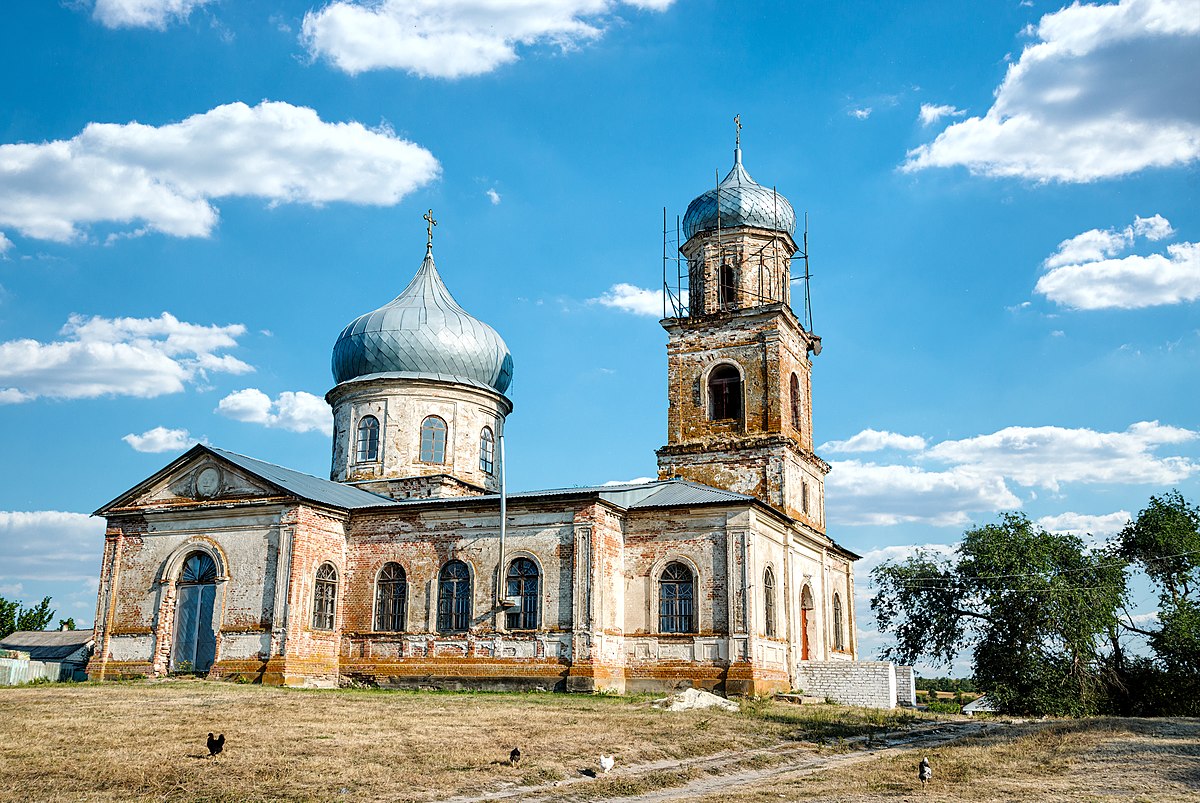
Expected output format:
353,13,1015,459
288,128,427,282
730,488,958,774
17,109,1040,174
87,138,903,701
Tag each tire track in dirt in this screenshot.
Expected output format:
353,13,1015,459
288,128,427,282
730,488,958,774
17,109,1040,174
444,720,1005,803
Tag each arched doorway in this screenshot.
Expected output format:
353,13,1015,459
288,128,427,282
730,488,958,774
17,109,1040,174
799,584,815,660
173,552,219,673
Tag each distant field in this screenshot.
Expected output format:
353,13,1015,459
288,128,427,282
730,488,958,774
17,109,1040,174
0,680,930,803
3,682,1195,802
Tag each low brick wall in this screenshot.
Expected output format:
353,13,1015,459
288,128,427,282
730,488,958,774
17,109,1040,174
795,660,897,708
894,664,916,707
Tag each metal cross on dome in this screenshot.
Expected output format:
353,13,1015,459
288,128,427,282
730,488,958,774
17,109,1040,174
734,114,741,148
424,209,437,248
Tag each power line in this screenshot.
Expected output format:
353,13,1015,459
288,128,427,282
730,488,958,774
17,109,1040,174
873,548,1200,585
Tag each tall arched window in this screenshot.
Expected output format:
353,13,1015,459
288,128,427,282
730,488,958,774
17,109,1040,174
505,558,540,630
173,551,219,673
437,560,471,632
763,567,777,638
708,365,742,421
719,263,737,308
374,562,406,632
789,373,802,432
832,592,845,651
420,416,447,463
659,562,695,634
356,415,380,462
479,427,495,475
312,563,338,631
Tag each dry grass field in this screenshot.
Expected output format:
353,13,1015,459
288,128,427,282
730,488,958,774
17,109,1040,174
1,680,1196,803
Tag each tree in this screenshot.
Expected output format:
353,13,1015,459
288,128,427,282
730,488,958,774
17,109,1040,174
58,618,77,631
872,513,1126,716
1115,491,1200,714
0,596,57,640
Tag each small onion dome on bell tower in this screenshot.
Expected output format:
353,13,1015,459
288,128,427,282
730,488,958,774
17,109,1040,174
330,244,513,395
681,146,797,242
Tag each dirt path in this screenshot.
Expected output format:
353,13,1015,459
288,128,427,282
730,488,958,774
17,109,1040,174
444,720,1003,803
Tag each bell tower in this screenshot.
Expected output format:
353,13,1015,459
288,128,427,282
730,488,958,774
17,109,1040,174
656,130,829,530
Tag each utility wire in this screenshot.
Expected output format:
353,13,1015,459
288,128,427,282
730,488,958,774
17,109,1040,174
873,548,1200,585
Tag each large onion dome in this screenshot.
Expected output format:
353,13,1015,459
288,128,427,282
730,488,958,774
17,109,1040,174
682,147,796,241
331,246,513,394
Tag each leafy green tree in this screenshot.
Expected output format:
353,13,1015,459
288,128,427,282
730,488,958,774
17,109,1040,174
872,513,1126,716
0,596,56,640
1116,491,1200,713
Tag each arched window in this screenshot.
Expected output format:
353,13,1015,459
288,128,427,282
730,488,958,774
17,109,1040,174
312,563,338,631
764,567,777,638
437,560,471,632
173,551,219,673
505,558,540,630
479,427,495,475
374,562,406,632
708,365,742,421
420,416,447,463
789,373,802,432
356,415,380,462
659,562,695,634
799,584,815,660
719,263,737,308
832,592,845,651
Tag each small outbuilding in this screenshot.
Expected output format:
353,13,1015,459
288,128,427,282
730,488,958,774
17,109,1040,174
0,630,95,683
962,695,996,716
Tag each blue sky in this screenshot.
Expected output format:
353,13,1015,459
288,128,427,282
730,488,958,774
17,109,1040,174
1,0,1196,670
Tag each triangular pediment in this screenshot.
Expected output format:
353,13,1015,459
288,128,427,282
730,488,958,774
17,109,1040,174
96,446,291,514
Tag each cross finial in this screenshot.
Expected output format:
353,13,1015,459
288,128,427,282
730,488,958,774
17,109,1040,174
423,209,437,250
734,114,741,148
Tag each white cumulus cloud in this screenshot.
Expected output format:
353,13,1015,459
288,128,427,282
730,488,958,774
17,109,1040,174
0,233,11,255
926,421,1197,492
591,283,663,316
1036,510,1131,538
918,103,966,126
92,0,213,29
849,107,872,120
487,188,501,205
216,388,331,434
1035,215,1198,310
825,461,1021,527
122,426,201,453
0,100,440,243
302,0,676,78
0,312,251,403
820,428,927,454
904,0,1200,181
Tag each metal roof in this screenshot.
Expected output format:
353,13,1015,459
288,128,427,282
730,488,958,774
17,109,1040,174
207,447,395,510
332,246,513,393
682,147,797,241
0,630,94,661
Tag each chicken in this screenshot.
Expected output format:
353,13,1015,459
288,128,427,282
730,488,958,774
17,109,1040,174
509,747,521,767
207,733,225,759
599,754,615,773
918,756,932,788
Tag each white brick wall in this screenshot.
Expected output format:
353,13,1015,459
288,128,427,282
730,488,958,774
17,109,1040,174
796,660,897,708
894,665,916,707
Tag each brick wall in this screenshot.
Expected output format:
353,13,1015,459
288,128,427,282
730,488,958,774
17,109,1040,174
796,660,898,708
894,664,917,707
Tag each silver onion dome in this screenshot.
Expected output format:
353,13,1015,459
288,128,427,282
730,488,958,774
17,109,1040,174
331,246,514,394
682,148,796,241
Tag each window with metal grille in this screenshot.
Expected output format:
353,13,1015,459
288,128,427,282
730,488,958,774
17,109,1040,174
480,427,495,475
764,567,777,637
504,558,540,630
437,560,471,632
312,563,337,631
659,562,695,633
708,365,742,421
374,562,406,632
833,592,845,650
420,416,447,463
790,373,802,431
356,415,380,462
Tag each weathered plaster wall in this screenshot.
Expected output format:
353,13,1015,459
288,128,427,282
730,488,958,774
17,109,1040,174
328,375,509,495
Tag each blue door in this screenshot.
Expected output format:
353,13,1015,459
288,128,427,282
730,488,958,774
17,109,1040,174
173,553,219,673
